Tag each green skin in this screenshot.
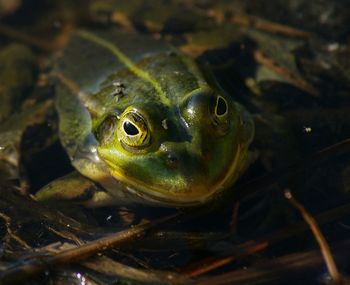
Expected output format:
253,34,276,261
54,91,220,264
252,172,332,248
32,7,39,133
36,29,254,207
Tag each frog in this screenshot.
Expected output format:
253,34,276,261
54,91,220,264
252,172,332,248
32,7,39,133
35,28,255,207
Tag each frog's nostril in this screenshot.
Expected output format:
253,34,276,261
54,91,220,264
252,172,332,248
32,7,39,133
166,152,179,168
159,143,180,168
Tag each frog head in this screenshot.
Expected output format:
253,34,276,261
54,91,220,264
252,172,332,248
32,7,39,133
54,30,254,207
95,85,253,206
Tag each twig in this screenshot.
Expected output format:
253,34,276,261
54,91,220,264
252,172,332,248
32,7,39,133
284,189,341,282
182,201,350,277
45,226,84,246
205,10,311,39
230,202,240,233
83,256,192,285
194,240,350,285
253,49,319,96
183,241,268,277
0,212,31,250
231,14,311,39
0,213,180,285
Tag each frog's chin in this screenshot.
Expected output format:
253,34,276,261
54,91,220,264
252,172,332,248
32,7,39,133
108,153,244,207
117,180,225,207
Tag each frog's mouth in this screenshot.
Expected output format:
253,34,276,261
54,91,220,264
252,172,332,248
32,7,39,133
103,144,245,207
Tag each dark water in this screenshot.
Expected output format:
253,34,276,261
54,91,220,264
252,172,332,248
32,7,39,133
0,1,350,284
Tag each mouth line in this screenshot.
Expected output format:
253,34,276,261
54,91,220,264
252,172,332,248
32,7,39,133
128,183,221,206
104,161,226,206
112,170,220,206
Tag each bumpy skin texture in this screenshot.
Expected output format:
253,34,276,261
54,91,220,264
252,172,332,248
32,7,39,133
49,29,254,207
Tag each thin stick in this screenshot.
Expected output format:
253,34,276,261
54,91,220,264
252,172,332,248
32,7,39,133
254,49,319,96
0,212,31,250
194,240,350,285
231,14,311,39
0,213,180,285
230,202,240,233
182,201,350,277
284,189,341,282
83,256,192,285
184,241,268,277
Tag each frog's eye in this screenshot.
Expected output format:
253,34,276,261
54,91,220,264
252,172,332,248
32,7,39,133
118,111,150,148
215,96,228,117
123,121,139,135
211,95,229,125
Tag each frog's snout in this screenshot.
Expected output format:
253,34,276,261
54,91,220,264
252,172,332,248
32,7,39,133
159,142,208,172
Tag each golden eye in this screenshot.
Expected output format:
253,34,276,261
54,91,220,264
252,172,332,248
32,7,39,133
118,111,150,148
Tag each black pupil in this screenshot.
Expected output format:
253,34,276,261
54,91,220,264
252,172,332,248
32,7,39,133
123,121,139,136
216,97,227,116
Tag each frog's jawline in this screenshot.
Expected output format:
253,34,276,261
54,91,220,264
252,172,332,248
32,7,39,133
72,136,245,207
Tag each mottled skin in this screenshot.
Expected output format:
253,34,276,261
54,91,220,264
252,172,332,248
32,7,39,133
36,29,254,207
